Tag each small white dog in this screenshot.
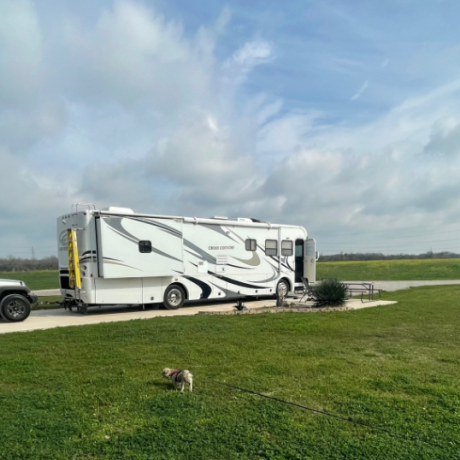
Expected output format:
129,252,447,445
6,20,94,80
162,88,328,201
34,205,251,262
162,368,193,393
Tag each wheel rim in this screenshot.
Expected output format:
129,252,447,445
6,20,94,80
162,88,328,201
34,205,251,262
167,288,183,307
6,300,26,319
277,281,288,298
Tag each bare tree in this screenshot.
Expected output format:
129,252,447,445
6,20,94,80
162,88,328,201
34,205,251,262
0,256,58,272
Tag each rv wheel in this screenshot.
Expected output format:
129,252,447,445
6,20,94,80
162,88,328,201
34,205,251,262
0,294,31,322
276,279,289,300
164,285,185,310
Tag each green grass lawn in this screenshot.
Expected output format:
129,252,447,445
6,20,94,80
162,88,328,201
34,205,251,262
1,286,459,459
34,295,63,310
0,270,58,290
1,258,460,293
317,258,460,280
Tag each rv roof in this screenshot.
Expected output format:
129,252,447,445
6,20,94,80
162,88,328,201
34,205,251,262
94,208,306,233
102,207,134,214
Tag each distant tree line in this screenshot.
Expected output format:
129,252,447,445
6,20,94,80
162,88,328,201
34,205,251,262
0,256,58,272
319,251,460,262
0,251,458,272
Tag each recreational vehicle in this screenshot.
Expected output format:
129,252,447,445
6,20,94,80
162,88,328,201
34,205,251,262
57,205,317,313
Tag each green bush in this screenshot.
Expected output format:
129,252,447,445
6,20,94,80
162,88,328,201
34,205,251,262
312,278,348,307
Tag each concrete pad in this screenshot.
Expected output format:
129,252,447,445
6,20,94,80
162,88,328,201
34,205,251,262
344,299,397,310
291,298,397,310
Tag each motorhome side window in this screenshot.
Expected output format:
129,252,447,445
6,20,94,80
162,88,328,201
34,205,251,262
281,240,293,256
138,240,152,253
265,239,278,256
245,239,257,251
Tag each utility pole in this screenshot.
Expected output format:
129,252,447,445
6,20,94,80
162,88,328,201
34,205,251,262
31,247,35,260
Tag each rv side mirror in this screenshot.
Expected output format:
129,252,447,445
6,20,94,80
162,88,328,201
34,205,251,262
315,251,320,261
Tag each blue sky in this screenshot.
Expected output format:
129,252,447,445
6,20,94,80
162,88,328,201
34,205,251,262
1,0,460,257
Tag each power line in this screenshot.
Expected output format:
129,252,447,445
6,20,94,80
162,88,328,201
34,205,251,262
314,221,460,238
321,234,460,244
207,379,449,451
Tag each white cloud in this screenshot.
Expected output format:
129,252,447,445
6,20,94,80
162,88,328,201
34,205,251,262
0,0,44,106
2,1,460,257
62,1,216,113
351,79,369,100
233,41,273,67
222,40,273,86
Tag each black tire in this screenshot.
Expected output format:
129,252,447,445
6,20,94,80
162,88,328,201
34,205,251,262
163,285,185,310
276,279,290,300
0,294,31,322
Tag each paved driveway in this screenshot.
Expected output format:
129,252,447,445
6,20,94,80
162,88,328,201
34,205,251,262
4,280,456,335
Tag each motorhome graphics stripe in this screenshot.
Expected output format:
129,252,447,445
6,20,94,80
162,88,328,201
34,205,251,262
208,272,266,289
256,244,292,272
227,228,246,243
188,262,249,271
209,283,241,298
104,218,182,263
233,251,260,267
104,218,138,243
150,247,182,263
184,244,216,264
79,256,96,263
183,276,212,299
248,264,279,283
198,224,239,243
102,257,142,271
108,217,250,268
131,218,182,238
226,263,253,270
185,250,252,270
285,256,294,272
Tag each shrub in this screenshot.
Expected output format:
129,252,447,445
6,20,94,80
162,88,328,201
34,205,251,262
311,278,348,307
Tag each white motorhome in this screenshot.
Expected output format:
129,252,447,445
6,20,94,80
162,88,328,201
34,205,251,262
57,205,317,313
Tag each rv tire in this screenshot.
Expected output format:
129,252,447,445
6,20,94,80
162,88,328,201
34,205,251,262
276,279,290,300
164,285,185,310
0,294,31,322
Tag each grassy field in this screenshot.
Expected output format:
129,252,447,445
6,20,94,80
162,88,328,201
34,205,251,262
317,258,460,281
0,270,58,290
1,258,460,293
0,286,459,459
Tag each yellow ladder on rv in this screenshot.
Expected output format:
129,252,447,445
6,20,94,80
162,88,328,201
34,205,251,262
67,229,81,289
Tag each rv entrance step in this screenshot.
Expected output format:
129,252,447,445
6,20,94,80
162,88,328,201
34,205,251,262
343,282,381,303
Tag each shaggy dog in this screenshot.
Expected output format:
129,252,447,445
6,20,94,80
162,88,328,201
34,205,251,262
162,368,193,392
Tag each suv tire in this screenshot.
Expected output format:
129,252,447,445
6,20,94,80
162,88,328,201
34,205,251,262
1,294,31,322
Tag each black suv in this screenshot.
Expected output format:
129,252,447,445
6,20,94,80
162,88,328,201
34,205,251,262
0,279,37,322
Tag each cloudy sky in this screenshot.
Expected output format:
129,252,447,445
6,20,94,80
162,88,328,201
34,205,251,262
1,0,460,257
